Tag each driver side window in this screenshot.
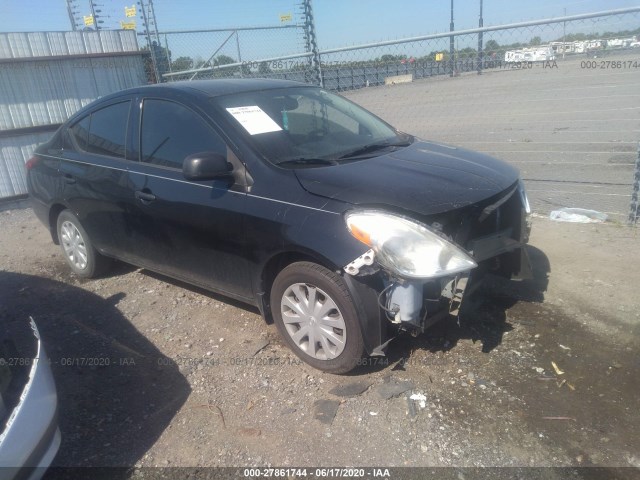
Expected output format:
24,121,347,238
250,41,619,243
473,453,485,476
141,99,227,169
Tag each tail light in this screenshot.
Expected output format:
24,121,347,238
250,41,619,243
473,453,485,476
25,156,39,170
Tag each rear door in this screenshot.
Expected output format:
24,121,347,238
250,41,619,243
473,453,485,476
59,98,135,258
125,97,251,298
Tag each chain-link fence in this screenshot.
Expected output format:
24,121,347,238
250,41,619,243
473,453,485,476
156,7,640,223
148,25,306,82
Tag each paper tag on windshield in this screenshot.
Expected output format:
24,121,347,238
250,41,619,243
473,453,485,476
226,106,282,135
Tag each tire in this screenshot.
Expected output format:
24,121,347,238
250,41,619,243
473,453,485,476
270,261,365,374
56,209,111,278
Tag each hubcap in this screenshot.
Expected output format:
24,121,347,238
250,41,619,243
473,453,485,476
280,283,346,360
60,221,88,270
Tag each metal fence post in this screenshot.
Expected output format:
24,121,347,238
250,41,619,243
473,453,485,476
302,0,323,87
235,30,243,78
139,0,160,83
628,142,640,225
449,0,455,77
478,0,483,74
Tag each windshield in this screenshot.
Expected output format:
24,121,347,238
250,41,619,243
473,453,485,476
211,86,411,166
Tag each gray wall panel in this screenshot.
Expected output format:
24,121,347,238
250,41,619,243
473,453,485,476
0,131,56,198
0,30,138,59
0,56,146,130
0,30,145,198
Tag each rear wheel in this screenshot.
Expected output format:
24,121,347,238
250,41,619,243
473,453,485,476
56,210,111,278
270,261,364,374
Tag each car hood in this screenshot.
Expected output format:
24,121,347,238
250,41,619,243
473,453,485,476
294,140,520,216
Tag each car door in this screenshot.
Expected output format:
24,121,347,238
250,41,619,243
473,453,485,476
59,98,136,258
125,97,252,299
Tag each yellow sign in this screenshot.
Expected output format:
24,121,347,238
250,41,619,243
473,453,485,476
83,15,94,26
280,13,292,23
120,20,136,30
435,52,444,61
125,5,137,18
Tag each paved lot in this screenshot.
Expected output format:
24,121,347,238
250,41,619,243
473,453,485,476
1,207,638,474
344,51,640,221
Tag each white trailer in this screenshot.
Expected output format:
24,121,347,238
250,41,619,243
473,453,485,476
504,45,556,63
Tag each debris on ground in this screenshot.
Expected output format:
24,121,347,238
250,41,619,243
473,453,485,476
251,339,270,356
375,379,414,400
406,393,417,418
313,399,340,425
550,208,607,223
409,393,427,409
329,381,371,398
551,361,565,375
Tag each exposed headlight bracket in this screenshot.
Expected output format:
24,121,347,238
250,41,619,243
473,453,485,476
448,273,470,317
344,249,375,276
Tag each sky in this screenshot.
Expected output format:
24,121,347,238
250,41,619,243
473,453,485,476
0,0,638,66
0,0,638,48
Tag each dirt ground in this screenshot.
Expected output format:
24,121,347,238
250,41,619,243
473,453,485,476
0,204,639,474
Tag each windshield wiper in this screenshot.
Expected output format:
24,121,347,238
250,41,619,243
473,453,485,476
338,140,412,160
276,157,339,167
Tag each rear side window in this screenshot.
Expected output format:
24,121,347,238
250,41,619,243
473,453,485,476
140,99,226,169
85,101,130,159
69,115,90,151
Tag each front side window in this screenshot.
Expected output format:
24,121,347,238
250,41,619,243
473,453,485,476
85,101,130,158
212,87,411,167
140,99,227,170
69,115,90,151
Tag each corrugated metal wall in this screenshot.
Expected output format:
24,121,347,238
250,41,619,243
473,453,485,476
0,131,56,199
0,30,147,199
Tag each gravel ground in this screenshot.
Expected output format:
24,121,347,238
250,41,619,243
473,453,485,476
0,206,639,475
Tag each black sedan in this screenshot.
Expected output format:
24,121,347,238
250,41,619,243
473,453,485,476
27,79,531,373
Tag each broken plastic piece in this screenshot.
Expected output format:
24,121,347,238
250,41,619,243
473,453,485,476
551,361,564,375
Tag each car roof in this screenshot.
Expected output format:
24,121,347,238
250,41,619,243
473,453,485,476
109,78,311,101
66,78,314,124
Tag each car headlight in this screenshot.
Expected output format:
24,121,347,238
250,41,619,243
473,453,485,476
345,211,477,279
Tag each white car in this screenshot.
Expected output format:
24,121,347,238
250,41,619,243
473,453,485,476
0,317,60,480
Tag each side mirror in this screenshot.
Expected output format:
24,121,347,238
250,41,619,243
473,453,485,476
183,152,232,181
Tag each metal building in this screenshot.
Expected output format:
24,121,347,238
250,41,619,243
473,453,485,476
0,30,147,200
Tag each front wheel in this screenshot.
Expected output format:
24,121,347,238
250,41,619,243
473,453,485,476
270,262,365,374
56,210,111,278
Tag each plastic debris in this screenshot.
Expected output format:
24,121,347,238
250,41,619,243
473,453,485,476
551,361,565,375
409,393,427,409
559,344,571,350
542,416,576,421
550,208,607,223
406,393,417,418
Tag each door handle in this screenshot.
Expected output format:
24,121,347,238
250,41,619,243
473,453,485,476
63,174,76,185
135,190,156,204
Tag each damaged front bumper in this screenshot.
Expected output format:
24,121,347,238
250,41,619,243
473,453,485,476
343,182,532,345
